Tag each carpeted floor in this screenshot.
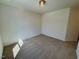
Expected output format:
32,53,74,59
3,34,77,59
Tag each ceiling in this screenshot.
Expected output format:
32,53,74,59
0,0,79,14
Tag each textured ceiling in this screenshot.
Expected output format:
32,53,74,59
0,0,79,14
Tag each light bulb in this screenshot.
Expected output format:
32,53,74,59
39,0,46,7
40,1,44,6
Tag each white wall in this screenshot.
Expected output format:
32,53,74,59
77,42,79,59
0,5,41,46
0,37,3,59
42,8,70,41
0,7,3,59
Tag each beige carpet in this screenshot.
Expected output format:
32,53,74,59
3,34,77,59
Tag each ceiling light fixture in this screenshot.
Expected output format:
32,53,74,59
39,0,46,6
